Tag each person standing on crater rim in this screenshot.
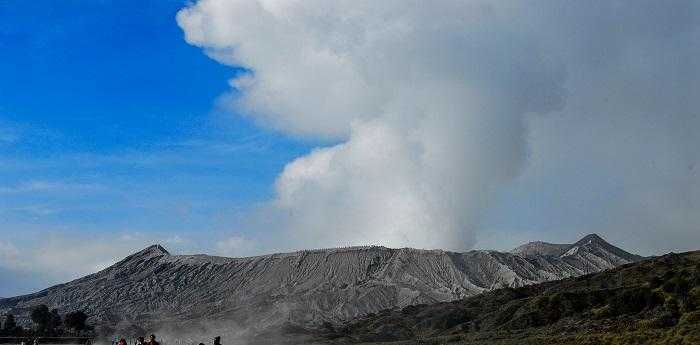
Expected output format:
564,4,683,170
147,334,160,345
213,336,221,345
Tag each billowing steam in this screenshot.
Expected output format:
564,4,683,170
177,1,700,253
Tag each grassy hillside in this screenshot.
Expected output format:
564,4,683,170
319,251,700,344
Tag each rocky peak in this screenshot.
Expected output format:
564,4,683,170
137,244,170,256
562,234,642,263
573,233,606,246
111,244,170,267
512,233,642,264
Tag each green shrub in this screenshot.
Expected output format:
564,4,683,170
639,319,659,330
439,310,470,329
592,305,612,319
687,287,700,311
679,310,700,325
493,301,524,325
533,296,548,310
544,294,563,321
609,287,655,315
562,292,589,313
509,311,544,329
663,279,676,293
650,288,664,307
648,275,663,289
676,278,691,296
638,317,670,330
589,289,611,306
663,276,691,297
665,296,680,316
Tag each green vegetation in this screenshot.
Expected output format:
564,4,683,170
321,251,700,344
1,314,18,335
64,311,89,332
1,306,92,337
29,304,52,333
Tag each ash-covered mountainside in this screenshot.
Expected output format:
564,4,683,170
0,234,641,335
322,251,700,344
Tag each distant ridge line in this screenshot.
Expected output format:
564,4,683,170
0,233,643,339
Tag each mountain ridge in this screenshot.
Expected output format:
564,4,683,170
0,233,642,338
511,241,570,257
319,250,700,344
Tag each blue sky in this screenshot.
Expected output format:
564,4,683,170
0,0,313,278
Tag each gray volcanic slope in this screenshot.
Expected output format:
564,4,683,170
0,234,641,335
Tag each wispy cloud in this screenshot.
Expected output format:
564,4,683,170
0,231,204,296
0,240,21,267
0,130,19,145
0,180,107,195
215,234,259,257
0,205,63,216
161,133,272,155
0,120,22,145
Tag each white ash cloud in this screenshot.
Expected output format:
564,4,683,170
178,1,700,253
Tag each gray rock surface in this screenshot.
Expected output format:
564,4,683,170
511,241,570,257
0,234,641,336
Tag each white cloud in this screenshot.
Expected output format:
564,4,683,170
215,235,258,257
178,1,700,253
178,0,565,251
0,240,21,268
165,235,188,245
0,232,196,292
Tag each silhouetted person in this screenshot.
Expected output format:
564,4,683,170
213,336,221,345
136,337,146,345
148,334,160,345
118,339,127,345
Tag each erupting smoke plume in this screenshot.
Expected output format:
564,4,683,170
177,1,700,253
